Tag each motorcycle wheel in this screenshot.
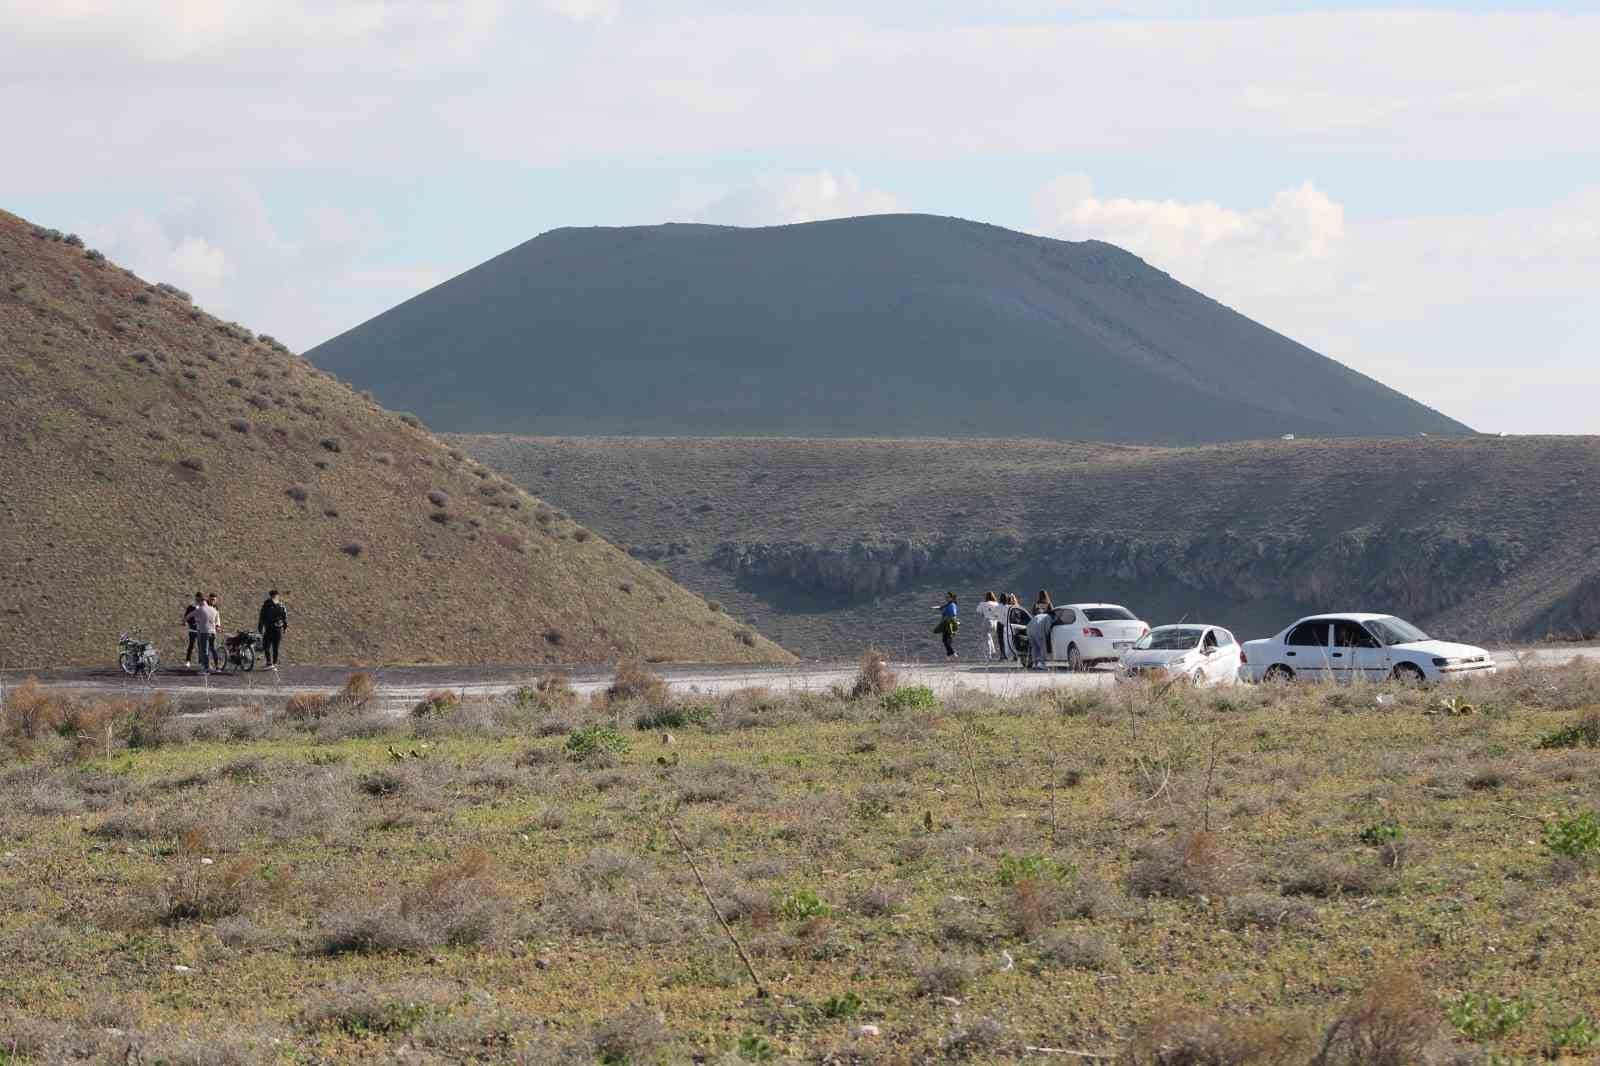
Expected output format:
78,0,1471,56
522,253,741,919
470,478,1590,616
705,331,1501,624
141,654,159,679
119,650,139,676
239,644,256,672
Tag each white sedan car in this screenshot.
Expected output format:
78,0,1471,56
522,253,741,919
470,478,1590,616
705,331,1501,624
1240,613,1496,684
1116,624,1242,686
1044,603,1150,671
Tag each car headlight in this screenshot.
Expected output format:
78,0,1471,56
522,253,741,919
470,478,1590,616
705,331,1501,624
1432,657,1463,667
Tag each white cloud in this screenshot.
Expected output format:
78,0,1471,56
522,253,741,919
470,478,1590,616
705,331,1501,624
541,0,619,24
692,171,903,226
1032,176,1600,432
4,8,1599,188
75,183,413,351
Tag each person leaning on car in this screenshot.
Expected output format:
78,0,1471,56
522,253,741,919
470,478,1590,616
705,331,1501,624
257,589,288,670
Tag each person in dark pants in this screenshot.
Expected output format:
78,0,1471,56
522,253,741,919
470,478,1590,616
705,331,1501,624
257,589,288,670
181,591,203,668
934,591,959,657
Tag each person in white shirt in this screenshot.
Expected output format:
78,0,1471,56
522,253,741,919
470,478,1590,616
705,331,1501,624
975,591,1005,660
196,593,221,673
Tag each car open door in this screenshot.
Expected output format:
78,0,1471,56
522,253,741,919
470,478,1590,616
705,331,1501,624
1283,620,1332,680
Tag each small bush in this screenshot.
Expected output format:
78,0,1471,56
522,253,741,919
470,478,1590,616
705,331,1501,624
1035,929,1121,972
850,648,897,699
608,661,668,705
996,853,1074,886
227,418,250,434
588,1007,671,1066
514,672,576,713
319,437,342,453
1542,810,1600,861
776,887,831,921
398,412,423,428
914,955,977,997
1536,710,1600,749
573,528,592,542
1322,966,1441,1066
1223,892,1316,931
429,510,453,525
1280,857,1388,898
1128,830,1237,900
179,457,205,472
285,484,308,503
1445,991,1531,1041
302,980,447,1036
341,672,378,710
635,703,710,730
881,685,937,714
543,628,565,647
819,991,863,1019
411,690,459,719
850,883,906,917
2,679,66,739
339,542,363,558
158,859,263,924
319,849,502,955
566,724,628,762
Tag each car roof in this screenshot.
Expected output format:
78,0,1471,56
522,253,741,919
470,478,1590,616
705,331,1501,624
1150,623,1226,631
1058,602,1133,610
1295,613,1392,623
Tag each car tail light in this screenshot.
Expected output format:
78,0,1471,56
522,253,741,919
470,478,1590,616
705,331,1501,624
1083,627,1104,638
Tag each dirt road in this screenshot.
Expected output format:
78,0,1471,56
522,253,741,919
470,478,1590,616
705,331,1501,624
9,645,1598,712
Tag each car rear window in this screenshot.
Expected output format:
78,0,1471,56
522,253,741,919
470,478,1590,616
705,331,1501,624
1083,607,1136,622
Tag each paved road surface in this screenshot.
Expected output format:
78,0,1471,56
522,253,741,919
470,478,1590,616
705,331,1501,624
8,645,1598,712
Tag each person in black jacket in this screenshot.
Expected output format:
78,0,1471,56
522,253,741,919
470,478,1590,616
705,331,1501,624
257,589,288,669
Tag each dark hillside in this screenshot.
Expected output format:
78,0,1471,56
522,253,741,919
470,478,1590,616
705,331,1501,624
0,210,791,667
310,214,1469,444
459,434,1600,658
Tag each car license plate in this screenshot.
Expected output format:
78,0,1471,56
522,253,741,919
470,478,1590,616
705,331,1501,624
1113,641,1133,649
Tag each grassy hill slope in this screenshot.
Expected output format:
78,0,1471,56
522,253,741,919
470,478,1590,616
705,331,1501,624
309,214,1469,445
0,211,791,668
458,434,1600,658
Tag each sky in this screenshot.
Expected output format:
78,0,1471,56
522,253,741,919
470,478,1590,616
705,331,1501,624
3,1,1596,434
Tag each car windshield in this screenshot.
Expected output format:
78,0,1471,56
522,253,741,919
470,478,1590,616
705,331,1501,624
1083,607,1136,622
1366,616,1431,646
1135,627,1203,651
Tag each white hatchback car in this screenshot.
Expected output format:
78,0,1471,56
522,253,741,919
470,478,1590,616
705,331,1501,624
1045,603,1150,671
1240,613,1496,684
1116,624,1242,686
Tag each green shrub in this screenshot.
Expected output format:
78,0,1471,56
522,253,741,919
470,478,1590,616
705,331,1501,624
1445,991,1532,1041
776,888,831,921
1549,1015,1600,1055
996,853,1075,886
1358,820,1404,846
565,724,628,762
819,991,863,1019
881,685,937,714
635,703,711,730
1535,712,1600,749
737,1032,776,1062
1542,810,1600,860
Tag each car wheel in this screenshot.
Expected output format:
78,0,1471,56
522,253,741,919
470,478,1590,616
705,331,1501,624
1392,662,1426,685
1263,664,1294,684
1066,644,1083,672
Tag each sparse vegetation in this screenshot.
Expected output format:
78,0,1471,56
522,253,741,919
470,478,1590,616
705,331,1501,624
3,625,1599,1059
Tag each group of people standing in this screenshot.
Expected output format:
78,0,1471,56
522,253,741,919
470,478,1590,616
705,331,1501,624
181,589,289,674
936,590,1059,668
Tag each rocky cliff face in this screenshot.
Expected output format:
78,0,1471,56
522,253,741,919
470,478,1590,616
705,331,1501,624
712,528,1528,629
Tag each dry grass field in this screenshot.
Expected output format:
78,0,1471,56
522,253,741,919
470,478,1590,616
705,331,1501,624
2,658,1598,1063
458,435,1600,659
0,213,790,668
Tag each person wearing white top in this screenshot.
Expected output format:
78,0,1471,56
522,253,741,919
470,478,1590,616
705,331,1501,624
196,595,221,673
975,592,1005,660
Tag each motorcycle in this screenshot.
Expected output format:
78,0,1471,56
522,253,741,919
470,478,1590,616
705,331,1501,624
118,633,160,678
216,630,261,673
